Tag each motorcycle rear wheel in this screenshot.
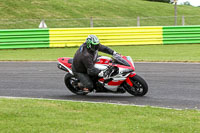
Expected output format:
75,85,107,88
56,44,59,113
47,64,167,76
64,73,88,95
124,74,148,96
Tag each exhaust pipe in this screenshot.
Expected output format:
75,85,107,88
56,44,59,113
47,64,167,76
57,63,69,72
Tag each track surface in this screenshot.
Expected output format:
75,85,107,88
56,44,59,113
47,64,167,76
0,62,199,109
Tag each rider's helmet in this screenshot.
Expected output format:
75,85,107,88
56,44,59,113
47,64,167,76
86,35,100,52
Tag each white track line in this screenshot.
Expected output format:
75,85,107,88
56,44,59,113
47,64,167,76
0,96,187,111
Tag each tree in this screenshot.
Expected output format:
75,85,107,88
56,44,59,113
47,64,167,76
182,1,191,6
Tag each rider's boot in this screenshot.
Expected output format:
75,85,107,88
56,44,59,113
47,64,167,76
78,82,89,93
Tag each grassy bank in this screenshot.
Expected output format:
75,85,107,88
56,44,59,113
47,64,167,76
0,44,200,62
0,98,199,133
1,0,200,28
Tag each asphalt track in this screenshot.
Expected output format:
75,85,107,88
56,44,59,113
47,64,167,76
0,61,199,110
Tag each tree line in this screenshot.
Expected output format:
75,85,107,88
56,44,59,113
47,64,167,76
146,0,192,6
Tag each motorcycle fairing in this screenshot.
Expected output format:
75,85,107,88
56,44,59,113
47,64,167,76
58,55,137,92
96,62,135,91
96,56,135,71
98,78,125,91
57,57,73,74
58,57,72,68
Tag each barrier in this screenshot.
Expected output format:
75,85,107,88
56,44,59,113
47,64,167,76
0,26,200,49
49,27,163,47
163,25,200,44
0,29,49,49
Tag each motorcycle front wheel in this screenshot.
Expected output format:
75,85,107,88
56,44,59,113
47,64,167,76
64,73,88,95
124,74,148,96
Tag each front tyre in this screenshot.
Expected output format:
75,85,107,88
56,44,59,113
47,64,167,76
64,73,88,95
124,75,148,96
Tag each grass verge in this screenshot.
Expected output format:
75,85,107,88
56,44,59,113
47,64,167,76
0,44,200,62
0,98,200,133
1,0,200,28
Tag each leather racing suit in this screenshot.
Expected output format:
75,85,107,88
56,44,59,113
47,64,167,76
72,43,114,90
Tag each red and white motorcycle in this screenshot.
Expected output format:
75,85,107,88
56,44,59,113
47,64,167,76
57,54,148,96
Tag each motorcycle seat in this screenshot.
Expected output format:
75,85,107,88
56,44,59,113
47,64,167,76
68,58,73,64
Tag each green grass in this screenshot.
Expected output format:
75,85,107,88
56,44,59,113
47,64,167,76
0,98,199,133
1,0,200,29
0,44,200,62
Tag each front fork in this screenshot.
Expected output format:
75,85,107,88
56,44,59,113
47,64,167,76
125,72,136,86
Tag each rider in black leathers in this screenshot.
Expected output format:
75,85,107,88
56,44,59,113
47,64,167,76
72,35,118,92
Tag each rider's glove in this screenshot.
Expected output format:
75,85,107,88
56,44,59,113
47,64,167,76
113,51,121,59
113,51,117,56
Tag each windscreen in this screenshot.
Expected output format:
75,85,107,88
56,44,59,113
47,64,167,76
114,55,130,67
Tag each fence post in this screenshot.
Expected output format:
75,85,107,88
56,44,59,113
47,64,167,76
90,17,93,28
174,0,177,25
182,15,185,26
137,16,140,27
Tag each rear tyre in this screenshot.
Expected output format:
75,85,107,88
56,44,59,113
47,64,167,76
64,73,88,95
124,74,148,96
